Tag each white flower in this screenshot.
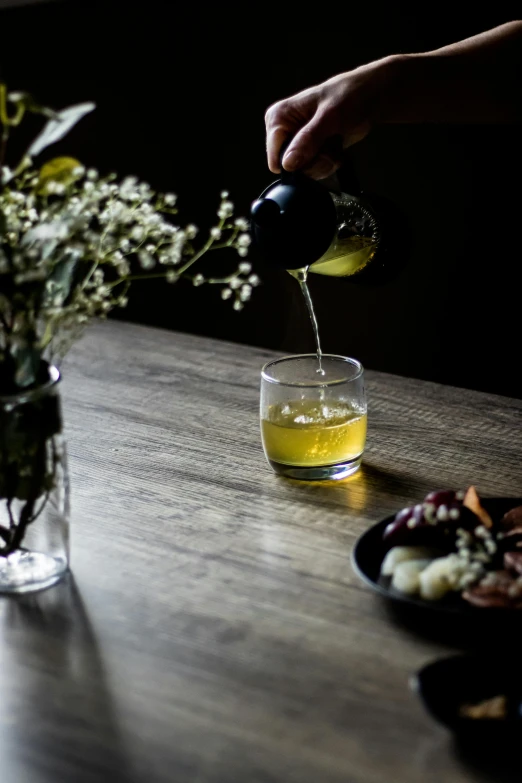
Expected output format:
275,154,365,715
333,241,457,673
229,277,241,290
237,246,248,257
234,217,249,231
240,284,252,302
217,200,234,219
118,176,139,201
87,168,98,180
24,221,68,243
238,261,252,274
119,296,129,307
120,238,131,252
168,247,183,265
233,299,243,311
139,182,152,198
47,181,66,195
210,227,222,240
186,224,198,240
164,193,177,206
193,273,204,287
166,270,179,283
138,250,156,270
73,166,85,177
220,190,229,199
237,233,251,247
117,260,131,276
145,213,162,228
221,288,232,300
131,226,145,242
145,244,156,253
248,274,260,286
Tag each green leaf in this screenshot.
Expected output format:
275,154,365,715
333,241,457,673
27,102,96,159
37,156,83,194
46,253,78,303
11,345,41,388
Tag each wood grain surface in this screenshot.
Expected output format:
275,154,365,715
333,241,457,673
1,319,522,783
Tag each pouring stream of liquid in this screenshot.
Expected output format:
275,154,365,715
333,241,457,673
289,267,325,376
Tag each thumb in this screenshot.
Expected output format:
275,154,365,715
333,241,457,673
281,112,332,171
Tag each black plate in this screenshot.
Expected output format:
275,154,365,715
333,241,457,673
352,497,522,616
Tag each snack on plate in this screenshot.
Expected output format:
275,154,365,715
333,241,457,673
459,695,507,719
500,505,522,532
463,570,522,609
391,559,434,595
379,488,522,607
380,546,442,577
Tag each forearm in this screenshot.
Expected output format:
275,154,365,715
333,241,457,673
378,21,522,124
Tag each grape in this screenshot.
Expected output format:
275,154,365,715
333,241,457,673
424,489,459,506
383,504,422,547
383,489,472,549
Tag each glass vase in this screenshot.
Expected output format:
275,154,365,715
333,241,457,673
0,365,70,593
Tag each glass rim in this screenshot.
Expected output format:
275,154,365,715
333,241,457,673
261,353,364,388
0,364,60,405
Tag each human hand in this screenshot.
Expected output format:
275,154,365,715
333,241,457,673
265,56,400,179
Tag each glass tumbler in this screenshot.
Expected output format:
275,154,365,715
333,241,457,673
260,354,367,480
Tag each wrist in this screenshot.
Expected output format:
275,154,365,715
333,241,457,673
370,53,424,124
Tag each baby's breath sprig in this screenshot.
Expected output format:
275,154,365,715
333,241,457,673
0,87,258,391
0,171,257,387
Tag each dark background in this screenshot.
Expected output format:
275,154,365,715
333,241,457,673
1,0,521,397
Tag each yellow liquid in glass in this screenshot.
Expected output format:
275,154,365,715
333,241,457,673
261,399,367,467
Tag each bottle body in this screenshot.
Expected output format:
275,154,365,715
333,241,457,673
251,168,407,285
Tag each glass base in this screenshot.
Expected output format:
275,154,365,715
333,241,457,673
0,551,68,594
267,455,362,481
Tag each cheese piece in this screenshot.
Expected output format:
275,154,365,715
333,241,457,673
381,546,440,577
391,559,433,595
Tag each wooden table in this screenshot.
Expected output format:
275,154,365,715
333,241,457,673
1,320,521,783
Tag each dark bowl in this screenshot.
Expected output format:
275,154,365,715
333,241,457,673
413,654,522,739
